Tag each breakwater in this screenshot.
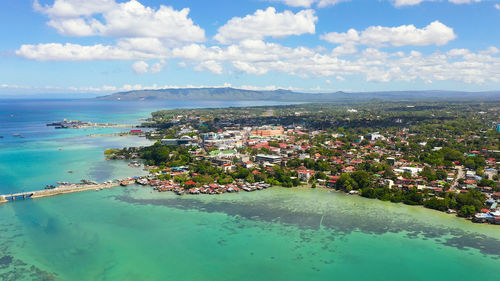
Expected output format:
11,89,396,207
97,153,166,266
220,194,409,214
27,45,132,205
0,182,121,204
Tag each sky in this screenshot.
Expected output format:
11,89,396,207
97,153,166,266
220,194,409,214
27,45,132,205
0,0,499,97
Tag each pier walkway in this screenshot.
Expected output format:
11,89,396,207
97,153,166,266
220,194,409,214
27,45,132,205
0,182,121,204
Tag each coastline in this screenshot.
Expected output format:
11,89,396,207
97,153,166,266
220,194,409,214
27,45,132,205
0,178,491,226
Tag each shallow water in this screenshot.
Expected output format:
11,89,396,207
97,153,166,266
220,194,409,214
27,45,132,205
0,187,499,281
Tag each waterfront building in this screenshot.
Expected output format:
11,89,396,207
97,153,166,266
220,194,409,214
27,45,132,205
297,170,315,182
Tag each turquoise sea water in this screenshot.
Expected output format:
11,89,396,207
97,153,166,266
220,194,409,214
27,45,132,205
0,100,499,281
0,99,290,193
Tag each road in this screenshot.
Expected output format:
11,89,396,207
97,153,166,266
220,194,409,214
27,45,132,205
452,165,465,188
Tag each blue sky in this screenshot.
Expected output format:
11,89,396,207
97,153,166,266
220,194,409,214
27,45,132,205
0,0,499,96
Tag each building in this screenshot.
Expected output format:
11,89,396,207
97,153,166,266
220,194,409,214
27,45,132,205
399,166,423,176
327,176,339,187
297,170,315,182
367,132,385,141
484,168,498,180
161,136,194,146
251,126,284,137
209,149,237,158
386,157,395,166
255,154,282,164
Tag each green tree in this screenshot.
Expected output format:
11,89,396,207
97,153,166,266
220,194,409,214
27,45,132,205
458,205,476,218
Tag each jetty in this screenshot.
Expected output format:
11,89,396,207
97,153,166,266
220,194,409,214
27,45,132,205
47,119,136,129
0,182,122,204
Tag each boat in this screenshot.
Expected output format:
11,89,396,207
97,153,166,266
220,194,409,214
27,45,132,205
44,185,56,190
128,161,141,167
67,170,73,173
12,133,20,137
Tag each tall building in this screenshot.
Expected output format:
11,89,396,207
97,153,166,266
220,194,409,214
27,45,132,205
251,126,284,137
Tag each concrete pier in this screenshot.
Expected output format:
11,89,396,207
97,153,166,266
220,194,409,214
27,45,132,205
0,182,121,204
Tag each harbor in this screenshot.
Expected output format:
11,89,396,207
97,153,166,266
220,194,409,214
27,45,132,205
46,119,136,129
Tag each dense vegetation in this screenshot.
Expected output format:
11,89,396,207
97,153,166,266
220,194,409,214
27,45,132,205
111,100,499,219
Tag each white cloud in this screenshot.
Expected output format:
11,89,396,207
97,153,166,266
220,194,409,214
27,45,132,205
0,82,304,94
316,0,350,7
34,0,115,17
117,38,167,54
393,0,483,6
447,48,469,56
150,60,166,73
480,46,499,55
15,39,500,84
330,44,358,56
270,0,349,7
336,75,346,81
16,42,158,61
495,3,500,9
238,84,299,91
35,0,205,43
132,61,149,74
322,29,360,45
232,61,269,75
131,60,166,74
214,7,317,44
47,18,100,36
273,0,484,7
194,60,223,74
321,21,456,47
448,0,482,3
271,0,316,7
392,0,433,6
14,14,499,88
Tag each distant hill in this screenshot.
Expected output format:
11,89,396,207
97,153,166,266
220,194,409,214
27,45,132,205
94,87,500,102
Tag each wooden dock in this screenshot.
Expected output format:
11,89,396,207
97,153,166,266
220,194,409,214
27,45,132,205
0,182,121,204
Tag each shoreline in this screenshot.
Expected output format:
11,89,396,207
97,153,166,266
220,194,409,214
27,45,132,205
1,178,496,226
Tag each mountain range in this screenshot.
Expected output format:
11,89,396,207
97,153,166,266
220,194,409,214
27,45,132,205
94,87,500,103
